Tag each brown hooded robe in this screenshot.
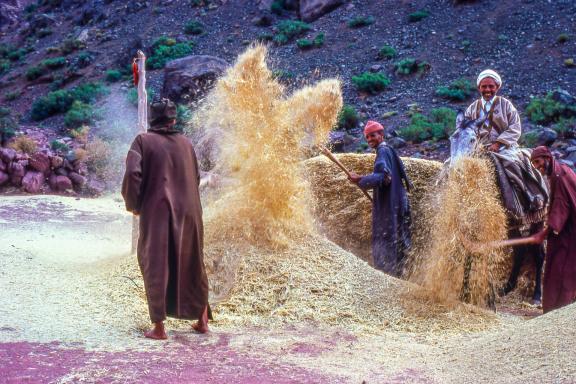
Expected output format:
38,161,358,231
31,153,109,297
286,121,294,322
122,125,209,323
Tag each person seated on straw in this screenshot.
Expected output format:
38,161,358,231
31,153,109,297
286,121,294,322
122,98,211,339
348,121,412,277
530,146,576,314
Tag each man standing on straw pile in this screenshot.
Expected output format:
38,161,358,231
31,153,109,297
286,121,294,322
530,146,576,313
348,121,412,277
466,69,548,305
122,98,211,339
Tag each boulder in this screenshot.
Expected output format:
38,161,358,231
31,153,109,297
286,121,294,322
68,171,86,187
388,137,407,149
29,152,51,174
0,170,9,186
162,55,229,103
49,174,73,192
55,167,69,177
0,147,16,163
551,89,575,106
300,0,345,22
22,171,45,193
537,128,558,146
0,159,5,172
8,161,25,177
51,155,64,169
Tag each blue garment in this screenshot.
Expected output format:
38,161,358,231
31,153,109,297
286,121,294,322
358,142,412,277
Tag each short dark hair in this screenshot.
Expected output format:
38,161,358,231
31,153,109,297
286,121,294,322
149,98,177,127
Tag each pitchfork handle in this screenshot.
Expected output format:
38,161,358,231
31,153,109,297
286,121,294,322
320,147,373,202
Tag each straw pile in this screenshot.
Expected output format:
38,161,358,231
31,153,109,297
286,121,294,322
303,153,443,264
409,157,508,307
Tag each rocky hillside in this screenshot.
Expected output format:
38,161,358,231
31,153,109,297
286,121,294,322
0,0,575,194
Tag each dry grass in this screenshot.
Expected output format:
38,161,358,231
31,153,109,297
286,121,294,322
10,135,37,155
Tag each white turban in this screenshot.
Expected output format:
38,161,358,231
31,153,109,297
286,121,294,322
477,69,502,87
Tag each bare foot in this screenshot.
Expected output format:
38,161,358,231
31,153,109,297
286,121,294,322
145,322,167,340
192,307,209,334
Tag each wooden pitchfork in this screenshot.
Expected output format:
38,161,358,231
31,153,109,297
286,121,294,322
319,146,372,202
459,233,538,253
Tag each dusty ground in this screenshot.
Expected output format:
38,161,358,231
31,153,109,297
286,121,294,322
1,195,575,383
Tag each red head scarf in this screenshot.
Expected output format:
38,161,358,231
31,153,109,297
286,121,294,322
531,146,552,161
364,120,384,137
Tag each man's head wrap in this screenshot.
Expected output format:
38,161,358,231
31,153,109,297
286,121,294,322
364,120,384,137
530,146,552,161
149,98,177,128
477,69,502,87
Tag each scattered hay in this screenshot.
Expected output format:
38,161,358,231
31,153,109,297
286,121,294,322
303,153,443,264
409,157,508,307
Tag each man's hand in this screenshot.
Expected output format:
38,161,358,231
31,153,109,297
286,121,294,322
348,172,362,184
488,142,502,152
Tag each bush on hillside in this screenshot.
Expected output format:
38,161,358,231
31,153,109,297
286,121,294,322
394,58,430,76
297,33,325,50
64,101,94,129
30,82,108,121
274,20,311,45
0,109,17,145
105,69,122,82
184,20,204,35
60,39,85,55
337,105,360,130
351,72,391,94
0,59,9,75
520,131,539,148
41,56,66,69
50,140,70,154
10,135,37,154
435,78,475,101
147,37,194,69
378,45,397,60
398,108,456,142
25,66,43,81
348,16,375,28
525,92,576,125
409,10,429,22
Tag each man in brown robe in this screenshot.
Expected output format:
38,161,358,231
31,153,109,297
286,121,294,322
530,146,576,313
122,99,210,339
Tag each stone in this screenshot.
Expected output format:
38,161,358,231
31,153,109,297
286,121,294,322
55,167,69,176
49,174,73,192
50,155,64,169
370,65,382,72
22,171,45,193
300,0,345,22
565,150,576,166
551,89,575,106
68,172,86,187
8,161,25,177
0,147,16,163
0,170,9,186
537,128,558,146
29,152,51,174
387,137,407,149
162,55,229,103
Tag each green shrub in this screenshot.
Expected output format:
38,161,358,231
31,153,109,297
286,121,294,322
184,20,204,35
64,101,94,128
274,20,311,45
378,45,397,60
257,33,274,42
526,92,576,125
147,37,194,69
60,39,85,55
557,34,570,44
50,140,70,153
520,131,539,148
337,104,359,130
352,72,391,94
272,69,295,83
105,69,122,82
348,16,375,28
552,118,575,137
460,39,471,51
4,91,21,101
25,66,43,81
394,58,430,76
270,0,284,15
7,48,26,61
30,82,108,121
296,33,324,50
0,59,9,75
435,78,475,101
41,56,67,69
399,108,456,142
0,108,16,145
409,10,429,22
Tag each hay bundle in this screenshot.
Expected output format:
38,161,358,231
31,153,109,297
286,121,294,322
410,157,508,307
303,153,443,264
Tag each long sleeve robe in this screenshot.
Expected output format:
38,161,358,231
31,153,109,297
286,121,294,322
122,128,210,323
464,96,521,147
542,159,576,313
358,142,412,277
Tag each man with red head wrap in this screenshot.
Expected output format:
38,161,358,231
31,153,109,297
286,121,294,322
530,146,576,313
348,120,412,277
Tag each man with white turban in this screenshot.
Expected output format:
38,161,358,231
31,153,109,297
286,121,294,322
464,69,521,152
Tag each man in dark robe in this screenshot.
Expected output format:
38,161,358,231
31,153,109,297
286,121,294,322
348,121,412,277
530,146,576,313
122,98,211,339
